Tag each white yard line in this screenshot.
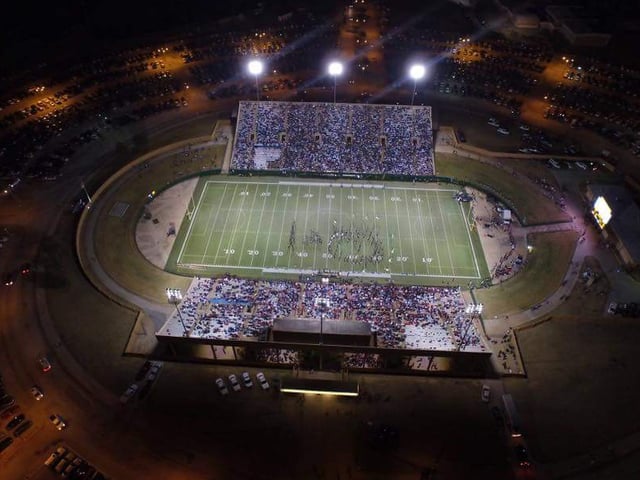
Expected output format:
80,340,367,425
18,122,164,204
177,179,211,265
199,182,230,265
459,201,482,278
382,189,393,274
414,189,431,276
424,190,443,276
218,183,247,264
436,191,457,276
246,184,270,267
286,184,302,270
312,185,323,272
262,184,281,269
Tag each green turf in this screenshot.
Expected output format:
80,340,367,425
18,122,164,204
167,177,489,283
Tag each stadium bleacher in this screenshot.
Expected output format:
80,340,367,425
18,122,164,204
162,276,486,353
231,101,435,176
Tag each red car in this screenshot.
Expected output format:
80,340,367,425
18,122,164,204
39,357,52,372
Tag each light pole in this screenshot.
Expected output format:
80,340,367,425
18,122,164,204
460,303,483,351
166,288,187,335
408,63,426,106
81,180,93,205
247,59,264,101
327,61,343,104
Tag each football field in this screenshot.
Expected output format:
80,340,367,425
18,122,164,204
169,178,488,282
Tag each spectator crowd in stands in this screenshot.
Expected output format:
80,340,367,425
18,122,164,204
231,101,435,176
165,275,486,354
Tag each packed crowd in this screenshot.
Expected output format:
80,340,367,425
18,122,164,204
165,275,486,353
231,101,435,176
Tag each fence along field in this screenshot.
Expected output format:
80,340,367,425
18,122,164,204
172,178,485,281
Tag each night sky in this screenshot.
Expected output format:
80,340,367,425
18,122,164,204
2,0,639,74
1,0,277,71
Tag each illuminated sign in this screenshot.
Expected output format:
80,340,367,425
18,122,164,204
280,387,359,397
592,196,612,229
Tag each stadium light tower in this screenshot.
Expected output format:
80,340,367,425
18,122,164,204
409,63,426,106
247,59,264,101
166,288,187,335
327,61,344,104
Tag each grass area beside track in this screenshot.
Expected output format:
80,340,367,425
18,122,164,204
436,153,570,225
473,230,578,317
93,144,225,302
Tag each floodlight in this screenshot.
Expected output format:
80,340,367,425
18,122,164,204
408,63,427,105
328,61,343,77
247,59,264,101
247,59,264,76
409,64,426,80
327,61,344,103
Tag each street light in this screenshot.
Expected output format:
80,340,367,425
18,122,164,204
460,303,483,351
408,63,426,106
327,61,343,104
166,288,187,335
247,59,264,101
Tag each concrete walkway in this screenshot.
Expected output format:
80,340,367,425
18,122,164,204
436,126,639,378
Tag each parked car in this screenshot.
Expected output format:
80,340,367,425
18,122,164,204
49,414,67,431
481,384,491,403
215,378,229,396
256,372,269,390
119,384,139,404
31,385,44,401
514,445,532,468
241,372,253,388
6,413,25,430
0,395,15,410
0,435,13,452
39,356,52,372
13,419,32,437
44,451,59,467
147,364,161,381
228,374,241,392
135,361,152,381
1,405,19,419
3,273,15,286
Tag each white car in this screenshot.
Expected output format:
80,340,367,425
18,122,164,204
31,385,44,400
497,127,510,135
120,384,139,404
148,364,161,381
215,377,229,396
256,372,269,390
481,384,491,403
241,372,253,388
228,374,241,392
49,414,67,430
